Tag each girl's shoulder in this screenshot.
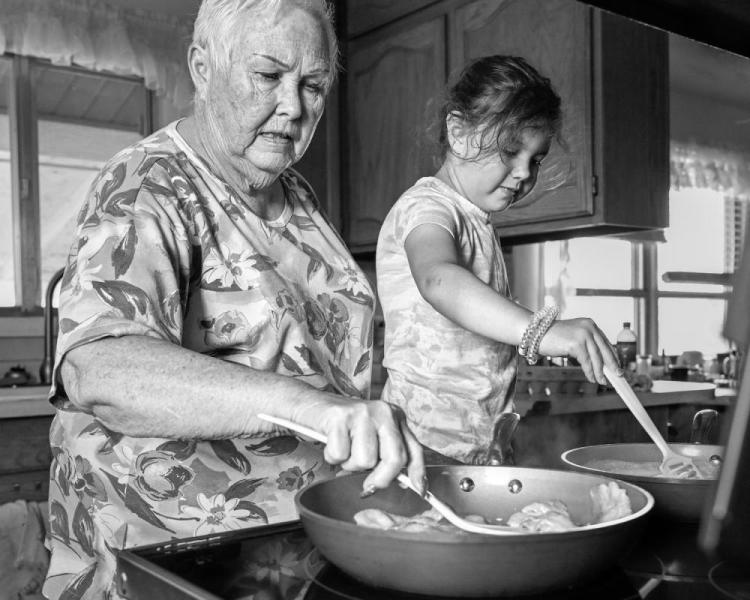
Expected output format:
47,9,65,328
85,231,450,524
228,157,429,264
393,177,460,212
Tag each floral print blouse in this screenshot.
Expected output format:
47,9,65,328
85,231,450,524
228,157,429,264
376,177,517,465
44,121,375,600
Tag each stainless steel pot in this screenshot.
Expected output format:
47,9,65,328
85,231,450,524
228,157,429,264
296,465,653,597
561,443,723,521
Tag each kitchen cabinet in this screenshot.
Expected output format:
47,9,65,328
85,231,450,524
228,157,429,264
345,10,446,251
0,386,54,503
0,415,53,503
345,0,440,38
455,0,668,242
341,0,668,250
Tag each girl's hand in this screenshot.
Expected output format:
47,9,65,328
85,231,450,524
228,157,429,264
293,397,427,496
538,318,621,385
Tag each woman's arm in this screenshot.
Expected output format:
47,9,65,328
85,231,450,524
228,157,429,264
61,335,425,493
404,224,619,384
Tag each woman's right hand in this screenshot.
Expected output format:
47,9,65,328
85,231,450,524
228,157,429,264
538,317,622,385
291,397,426,497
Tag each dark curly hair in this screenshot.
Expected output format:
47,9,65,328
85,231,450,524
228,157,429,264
429,55,563,163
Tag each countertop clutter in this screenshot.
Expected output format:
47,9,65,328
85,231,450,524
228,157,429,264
514,364,727,416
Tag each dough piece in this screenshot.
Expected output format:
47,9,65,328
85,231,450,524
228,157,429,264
589,481,632,523
506,500,576,532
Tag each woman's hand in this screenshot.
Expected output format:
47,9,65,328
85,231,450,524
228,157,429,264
292,397,426,497
538,318,621,385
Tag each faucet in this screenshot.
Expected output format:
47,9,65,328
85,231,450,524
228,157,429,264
39,267,66,386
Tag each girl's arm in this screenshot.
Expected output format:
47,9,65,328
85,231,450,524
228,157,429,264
404,223,619,384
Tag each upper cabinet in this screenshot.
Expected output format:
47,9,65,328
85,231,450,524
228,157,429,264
346,0,441,37
453,0,669,243
344,10,446,252
340,0,669,251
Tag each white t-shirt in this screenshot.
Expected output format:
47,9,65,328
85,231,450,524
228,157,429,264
376,177,517,464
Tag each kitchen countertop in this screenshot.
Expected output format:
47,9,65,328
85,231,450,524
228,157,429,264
0,380,731,420
0,385,54,419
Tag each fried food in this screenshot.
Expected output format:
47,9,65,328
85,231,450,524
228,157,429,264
506,500,576,532
353,482,633,534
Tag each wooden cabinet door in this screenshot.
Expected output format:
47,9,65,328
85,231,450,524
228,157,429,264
451,0,594,229
346,0,441,38
345,16,446,251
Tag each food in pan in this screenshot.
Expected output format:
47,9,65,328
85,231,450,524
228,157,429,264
354,507,459,533
583,457,720,479
353,482,632,534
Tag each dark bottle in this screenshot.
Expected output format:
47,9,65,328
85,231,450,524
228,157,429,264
616,322,637,371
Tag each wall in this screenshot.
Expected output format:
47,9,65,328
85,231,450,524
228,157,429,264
671,89,750,151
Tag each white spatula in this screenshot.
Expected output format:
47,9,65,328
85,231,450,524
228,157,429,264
603,366,702,479
257,413,522,535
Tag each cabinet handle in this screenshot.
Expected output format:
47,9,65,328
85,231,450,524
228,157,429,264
12,483,21,492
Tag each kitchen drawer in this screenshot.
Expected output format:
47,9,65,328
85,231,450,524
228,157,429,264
0,469,49,503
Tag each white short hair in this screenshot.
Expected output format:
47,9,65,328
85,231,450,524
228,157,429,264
192,0,339,88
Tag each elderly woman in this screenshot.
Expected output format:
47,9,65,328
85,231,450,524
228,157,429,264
43,1,425,598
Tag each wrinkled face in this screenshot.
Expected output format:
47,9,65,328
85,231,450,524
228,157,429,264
450,126,551,213
196,6,330,189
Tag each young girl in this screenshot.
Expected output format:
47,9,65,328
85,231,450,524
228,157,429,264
376,55,621,465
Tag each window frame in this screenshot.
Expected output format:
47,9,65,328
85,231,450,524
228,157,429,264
1,54,152,316
571,241,733,356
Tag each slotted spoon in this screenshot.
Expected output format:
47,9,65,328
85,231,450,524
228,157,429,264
257,413,522,535
603,366,702,479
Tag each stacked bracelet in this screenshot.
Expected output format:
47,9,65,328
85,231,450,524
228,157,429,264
518,304,559,365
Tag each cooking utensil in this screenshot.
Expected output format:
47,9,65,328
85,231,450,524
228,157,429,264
257,413,521,536
604,365,701,478
297,465,653,597
562,443,723,521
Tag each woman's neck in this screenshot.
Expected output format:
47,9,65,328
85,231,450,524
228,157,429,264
177,116,285,221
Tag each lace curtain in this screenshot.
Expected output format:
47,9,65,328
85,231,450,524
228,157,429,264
0,0,194,108
671,141,750,200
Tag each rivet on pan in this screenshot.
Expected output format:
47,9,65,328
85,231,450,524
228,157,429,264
459,477,475,492
709,455,722,466
508,479,523,494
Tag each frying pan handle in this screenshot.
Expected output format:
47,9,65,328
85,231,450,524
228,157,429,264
488,412,520,465
690,409,718,444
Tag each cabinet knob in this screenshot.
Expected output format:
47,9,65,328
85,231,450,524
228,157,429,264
12,483,21,492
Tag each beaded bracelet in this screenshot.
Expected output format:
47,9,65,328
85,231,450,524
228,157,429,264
518,307,547,357
518,304,559,365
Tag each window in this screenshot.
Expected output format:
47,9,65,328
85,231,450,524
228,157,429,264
541,182,743,360
0,55,150,313
0,57,13,306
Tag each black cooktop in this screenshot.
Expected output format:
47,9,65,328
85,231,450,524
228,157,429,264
116,519,750,600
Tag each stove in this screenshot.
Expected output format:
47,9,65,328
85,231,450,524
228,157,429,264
116,519,750,600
